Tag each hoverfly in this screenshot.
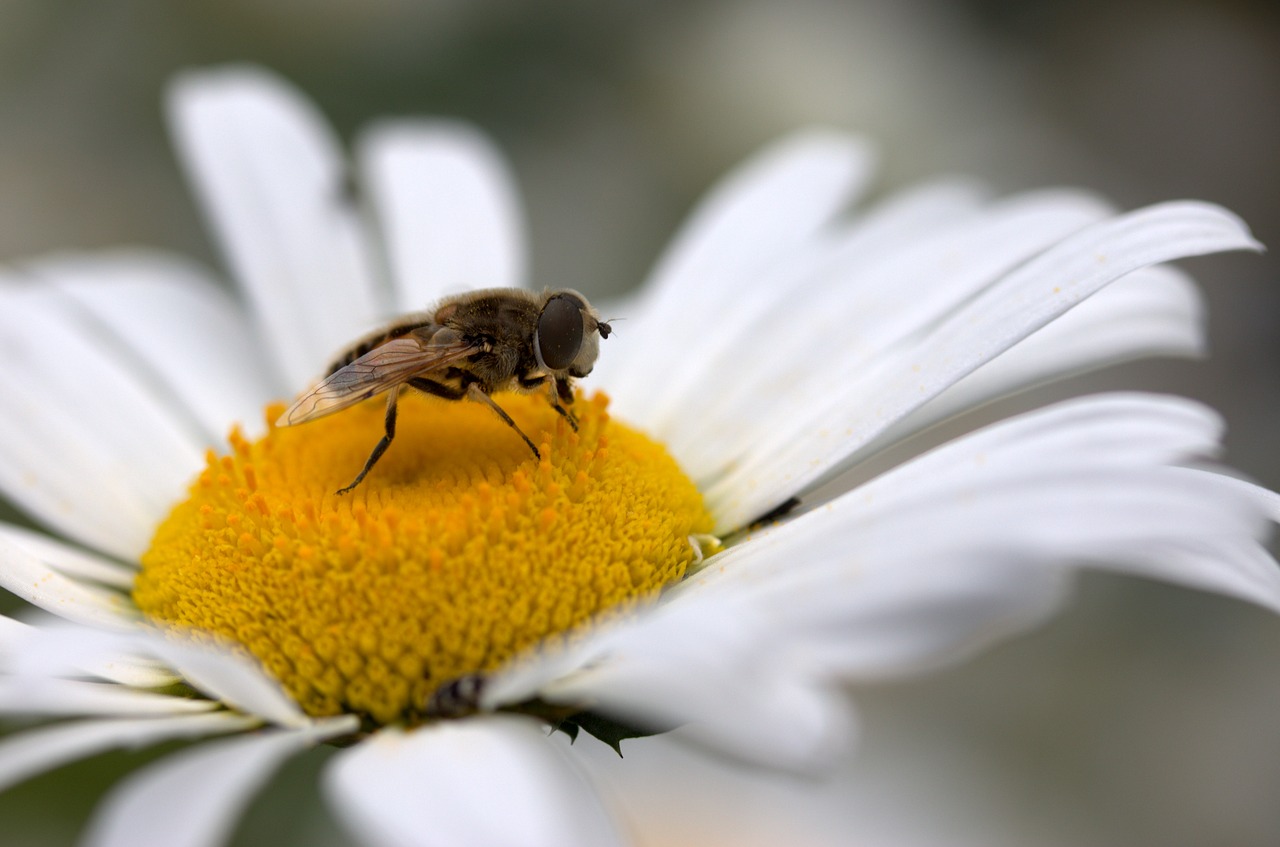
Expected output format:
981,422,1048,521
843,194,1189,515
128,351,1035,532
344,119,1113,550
278,288,612,494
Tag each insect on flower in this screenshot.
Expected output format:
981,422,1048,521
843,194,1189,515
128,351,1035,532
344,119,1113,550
278,288,612,493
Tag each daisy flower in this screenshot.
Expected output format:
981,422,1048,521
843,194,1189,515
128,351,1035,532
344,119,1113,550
2,64,1278,847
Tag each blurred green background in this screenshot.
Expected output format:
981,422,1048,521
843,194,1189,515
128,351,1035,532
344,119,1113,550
1,0,1278,844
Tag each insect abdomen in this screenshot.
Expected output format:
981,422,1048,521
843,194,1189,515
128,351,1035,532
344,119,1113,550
324,318,437,376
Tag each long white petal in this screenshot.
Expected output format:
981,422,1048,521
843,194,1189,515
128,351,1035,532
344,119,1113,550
146,636,310,728
502,562,1047,763
536,605,858,772
0,677,215,717
0,712,257,794
0,614,27,650
167,65,383,390
29,250,278,440
1201,472,1280,522
649,189,1109,451
754,559,1073,679
0,536,138,630
704,202,1261,530
1,615,179,688
604,130,875,408
4,621,304,725
82,719,353,847
0,280,206,559
877,264,1205,451
324,716,624,847
693,467,1277,676
643,129,875,316
651,190,1111,486
483,599,857,771
683,397,1279,672
703,395,1253,583
358,120,526,307
0,522,135,588
494,394,1277,754
845,392,1226,488
606,176,994,424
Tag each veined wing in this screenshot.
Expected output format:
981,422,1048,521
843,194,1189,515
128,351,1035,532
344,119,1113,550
277,330,477,425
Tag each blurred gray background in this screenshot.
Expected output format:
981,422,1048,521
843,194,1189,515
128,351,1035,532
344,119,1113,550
1,1,1278,844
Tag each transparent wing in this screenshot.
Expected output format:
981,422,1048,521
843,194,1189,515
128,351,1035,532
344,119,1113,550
277,331,477,425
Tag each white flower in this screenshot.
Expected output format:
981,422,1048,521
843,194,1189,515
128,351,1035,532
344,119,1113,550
1,64,1277,847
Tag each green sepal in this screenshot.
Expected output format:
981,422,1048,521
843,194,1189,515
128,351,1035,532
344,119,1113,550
504,699,675,756
554,710,668,756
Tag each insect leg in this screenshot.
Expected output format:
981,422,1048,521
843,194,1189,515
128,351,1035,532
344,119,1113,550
547,378,578,432
465,384,541,459
336,389,400,495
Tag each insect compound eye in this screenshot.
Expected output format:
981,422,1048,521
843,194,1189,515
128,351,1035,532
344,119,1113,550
535,295,585,371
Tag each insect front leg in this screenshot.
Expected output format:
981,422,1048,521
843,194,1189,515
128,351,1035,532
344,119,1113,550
337,388,401,495
548,377,579,431
464,384,541,459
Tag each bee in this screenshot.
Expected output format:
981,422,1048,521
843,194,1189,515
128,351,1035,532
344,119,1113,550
278,288,612,494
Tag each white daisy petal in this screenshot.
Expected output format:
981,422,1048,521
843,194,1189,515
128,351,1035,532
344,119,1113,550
685,397,1277,669
536,605,857,771
844,392,1227,488
82,719,353,847
674,548,1074,680
324,716,624,847
604,130,875,407
888,265,1205,442
0,712,257,795
483,607,856,770
704,396,1250,584
655,188,1112,478
28,250,277,441
760,559,1073,679
490,563,1049,765
1202,472,1280,522
687,555,1069,683
358,120,527,306
1139,536,1280,600
0,614,40,672
0,677,214,717
0,615,179,689
605,177,993,423
6,619,301,723
498,394,1271,737
722,467,1279,660
1081,472,1280,609
145,637,310,728
0,613,27,649
773,176,990,283
0,522,135,588
61,656,179,690
0,281,206,559
0,535,138,630
643,129,875,311
167,65,382,389
705,201,1262,530
480,639,600,715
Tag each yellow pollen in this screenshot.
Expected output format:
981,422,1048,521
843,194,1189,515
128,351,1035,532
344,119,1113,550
134,391,712,726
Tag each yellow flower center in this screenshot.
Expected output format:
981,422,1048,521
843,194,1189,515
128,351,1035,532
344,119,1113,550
134,391,712,726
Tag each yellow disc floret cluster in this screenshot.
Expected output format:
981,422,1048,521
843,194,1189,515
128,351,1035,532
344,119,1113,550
134,391,712,726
